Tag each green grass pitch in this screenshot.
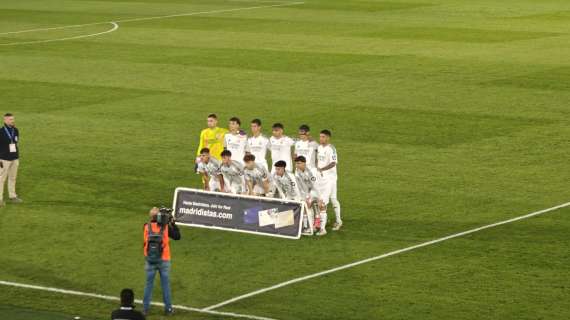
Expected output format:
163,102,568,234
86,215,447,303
1,0,569,319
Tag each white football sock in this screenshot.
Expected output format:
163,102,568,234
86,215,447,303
307,207,315,230
332,198,342,224
320,211,327,231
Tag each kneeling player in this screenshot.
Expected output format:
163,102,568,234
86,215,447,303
243,154,271,196
269,161,300,200
220,150,246,194
198,148,224,192
295,156,324,235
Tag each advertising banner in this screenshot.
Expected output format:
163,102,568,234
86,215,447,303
172,188,304,239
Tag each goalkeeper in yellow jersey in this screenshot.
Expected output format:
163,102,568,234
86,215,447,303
195,114,228,172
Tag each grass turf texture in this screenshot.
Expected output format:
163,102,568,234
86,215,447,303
1,0,569,319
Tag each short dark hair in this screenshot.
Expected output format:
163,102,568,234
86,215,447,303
4,113,13,117
320,129,332,137
299,124,310,132
295,156,307,163
243,154,256,162
251,119,262,126
221,150,232,158
274,160,287,168
207,114,218,119
229,117,241,126
120,289,135,307
200,148,210,154
272,123,284,129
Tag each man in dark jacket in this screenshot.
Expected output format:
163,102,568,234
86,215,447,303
0,113,22,207
111,288,145,320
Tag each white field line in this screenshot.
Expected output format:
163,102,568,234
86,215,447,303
114,1,304,24
0,2,304,36
229,0,292,3
0,280,278,320
0,22,119,46
203,201,570,311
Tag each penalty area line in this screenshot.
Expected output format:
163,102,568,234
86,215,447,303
0,2,304,35
0,22,119,46
203,201,570,311
0,2,304,46
0,280,278,320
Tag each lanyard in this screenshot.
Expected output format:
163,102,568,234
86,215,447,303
4,127,15,143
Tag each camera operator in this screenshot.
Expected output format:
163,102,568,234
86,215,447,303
142,207,180,316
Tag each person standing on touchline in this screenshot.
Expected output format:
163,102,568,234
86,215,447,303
0,113,23,207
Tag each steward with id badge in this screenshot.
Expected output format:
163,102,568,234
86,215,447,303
0,113,22,206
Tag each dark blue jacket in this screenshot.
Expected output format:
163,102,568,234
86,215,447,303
0,125,19,161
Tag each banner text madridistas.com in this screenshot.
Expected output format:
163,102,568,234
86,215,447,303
179,200,233,220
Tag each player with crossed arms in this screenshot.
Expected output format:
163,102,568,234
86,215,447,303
223,117,248,166
269,123,295,173
294,124,319,169
246,119,270,170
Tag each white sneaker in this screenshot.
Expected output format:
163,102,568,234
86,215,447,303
332,222,343,231
10,197,23,203
316,229,327,236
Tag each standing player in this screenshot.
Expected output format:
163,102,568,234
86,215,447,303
224,117,248,165
246,119,270,170
294,156,323,235
316,130,342,235
269,123,295,173
294,124,318,169
197,148,224,192
196,114,227,162
220,150,246,195
243,154,271,196
269,161,300,200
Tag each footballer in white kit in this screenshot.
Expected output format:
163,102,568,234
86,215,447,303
294,124,319,169
269,160,300,200
243,154,271,196
223,117,248,165
269,123,295,173
315,129,342,234
246,118,270,170
295,155,323,235
197,148,224,192
220,150,246,194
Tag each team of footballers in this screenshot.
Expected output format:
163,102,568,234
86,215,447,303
195,114,342,236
